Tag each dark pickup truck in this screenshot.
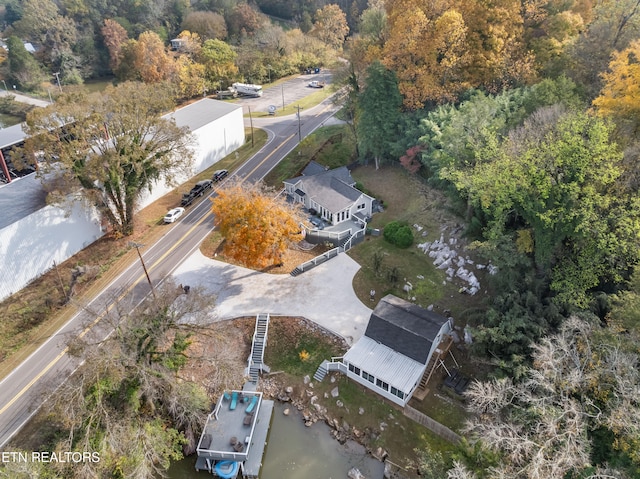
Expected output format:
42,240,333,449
181,179,213,207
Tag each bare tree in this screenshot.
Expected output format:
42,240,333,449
457,316,638,477
36,283,219,479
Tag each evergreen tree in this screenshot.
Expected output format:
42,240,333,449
356,60,402,169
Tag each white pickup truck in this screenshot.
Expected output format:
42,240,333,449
308,80,325,88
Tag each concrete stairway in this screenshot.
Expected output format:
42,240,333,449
313,360,330,382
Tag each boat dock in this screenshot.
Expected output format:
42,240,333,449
195,314,274,478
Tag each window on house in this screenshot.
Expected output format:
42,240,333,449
357,203,365,210
348,364,361,376
376,379,389,391
362,371,375,383
390,387,404,399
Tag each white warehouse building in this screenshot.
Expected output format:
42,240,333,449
0,98,244,302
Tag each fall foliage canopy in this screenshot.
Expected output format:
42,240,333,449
211,181,304,268
593,39,640,137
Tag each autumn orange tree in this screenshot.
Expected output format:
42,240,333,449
211,181,304,268
382,0,534,109
593,39,640,139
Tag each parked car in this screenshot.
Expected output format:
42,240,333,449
164,207,185,223
212,169,229,182
308,208,318,215
192,179,213,195
309,216,324,230
308,80,324,88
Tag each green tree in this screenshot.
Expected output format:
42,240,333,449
383,220,413,248
6,36,45,91
12,0,80,76
24,82,194,236
198,38,239,89
12,0,60,43
447,109,631,308
356,61,403,169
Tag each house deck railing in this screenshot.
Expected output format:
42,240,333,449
296,247,340,273
328,356,347,373
339,227,365,252
305,228,352,243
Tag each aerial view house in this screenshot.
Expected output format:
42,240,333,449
283,162,374,227
0,98,244,302
315,295,454,407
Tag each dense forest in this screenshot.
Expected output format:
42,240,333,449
0,0,352,93
4,0,640,477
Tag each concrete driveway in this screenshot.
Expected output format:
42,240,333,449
172,250,371,344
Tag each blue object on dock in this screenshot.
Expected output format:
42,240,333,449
230,391,238,410
245,395,259,414
215,460,239,479
223,391,231,401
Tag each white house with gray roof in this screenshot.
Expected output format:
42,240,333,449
283,163,374,227
318,295,453,406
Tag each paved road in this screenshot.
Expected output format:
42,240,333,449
235,71,332,116
0,86,340,448
0,89,51,108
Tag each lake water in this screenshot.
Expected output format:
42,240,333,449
167,402,384,479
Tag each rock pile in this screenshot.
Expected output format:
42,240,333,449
260,374,389,458
417,233,497,295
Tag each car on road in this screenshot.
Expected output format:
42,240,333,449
213,169,229,182
309,216,324,230
308,81,324,88
164,207,185,223
192,179,213,195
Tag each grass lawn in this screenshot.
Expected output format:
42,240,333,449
348,165,489,320
250,88,334,118
263,124,356,187
263,317,459,473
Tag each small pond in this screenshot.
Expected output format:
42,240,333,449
167,402,384,479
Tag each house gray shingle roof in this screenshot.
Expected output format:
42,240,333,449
365,295,449,364
301,160,327,176
284,166,362,213
166,98,242,132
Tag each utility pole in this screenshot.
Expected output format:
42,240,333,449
53,72,62,92
129,242,156,299
296,105,302,141
281,84,285,111
248,106,254,147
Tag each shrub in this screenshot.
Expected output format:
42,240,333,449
383,221,413,248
